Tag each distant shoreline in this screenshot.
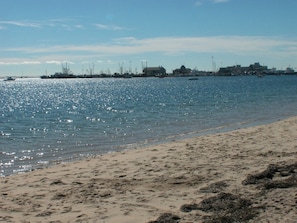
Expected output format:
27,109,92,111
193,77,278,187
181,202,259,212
40,71,297,79
2,62,294,79
2,70,297,80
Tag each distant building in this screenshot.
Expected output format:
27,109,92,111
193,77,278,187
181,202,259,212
249,62,268,74
217,62,268,76
285,67,295,74
173,65,192,75
143,66,166,77
217,65,242,76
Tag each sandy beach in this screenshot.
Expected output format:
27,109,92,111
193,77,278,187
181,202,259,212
1,117,297,223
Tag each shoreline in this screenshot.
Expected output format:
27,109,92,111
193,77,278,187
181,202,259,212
0,117,273,177
5,113,289,178
1,116,297,222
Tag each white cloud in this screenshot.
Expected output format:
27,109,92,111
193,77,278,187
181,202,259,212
0,18,128,33
3,36,297,62
0,19,87,31
211,0,230,3
0,59,41,65
0,21,41,28
62,61,74,65
95,23,128,31
22,61,41,65
195,0,230,6
46,61,63,65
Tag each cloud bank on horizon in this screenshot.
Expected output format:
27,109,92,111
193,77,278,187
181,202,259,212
0,0,297,76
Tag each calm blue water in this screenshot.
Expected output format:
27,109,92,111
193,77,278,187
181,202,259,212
1,76,297,176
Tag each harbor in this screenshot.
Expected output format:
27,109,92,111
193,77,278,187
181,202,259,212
39,62,297,79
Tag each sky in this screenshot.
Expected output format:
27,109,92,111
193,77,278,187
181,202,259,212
0,0,297,77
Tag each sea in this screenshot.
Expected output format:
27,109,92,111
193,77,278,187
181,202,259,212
1,75,297,177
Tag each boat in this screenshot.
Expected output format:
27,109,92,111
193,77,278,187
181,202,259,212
4,77,15,81
188,77,199,80
40,62,76,79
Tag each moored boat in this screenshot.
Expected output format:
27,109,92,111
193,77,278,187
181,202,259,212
4,77,15,81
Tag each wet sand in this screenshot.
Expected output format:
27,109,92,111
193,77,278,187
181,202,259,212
1,117,297,222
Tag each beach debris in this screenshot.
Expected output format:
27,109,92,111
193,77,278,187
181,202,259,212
0,216,13,222
199,180,229,193
148,213,181,223
50,179,66,185
35,210,53,217
198,192,252,212
265,174,297,189
200,192,258,223
242,162,297,189
180,203,199,212
72,181,83,185
52,192,67,200
180,192,258,223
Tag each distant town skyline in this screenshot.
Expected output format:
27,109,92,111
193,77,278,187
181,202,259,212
1,0,297,77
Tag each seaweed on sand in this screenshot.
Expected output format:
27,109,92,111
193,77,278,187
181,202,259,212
148,213,180,223
199,181,229,193
180,203,199,213
242,162,297,189
180,192,259,223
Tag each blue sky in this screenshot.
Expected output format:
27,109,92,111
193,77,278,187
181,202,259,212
0,0,297,76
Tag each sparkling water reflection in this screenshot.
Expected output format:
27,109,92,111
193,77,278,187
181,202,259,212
1,76,297,176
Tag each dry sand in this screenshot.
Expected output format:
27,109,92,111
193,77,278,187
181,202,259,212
1,117,297,223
